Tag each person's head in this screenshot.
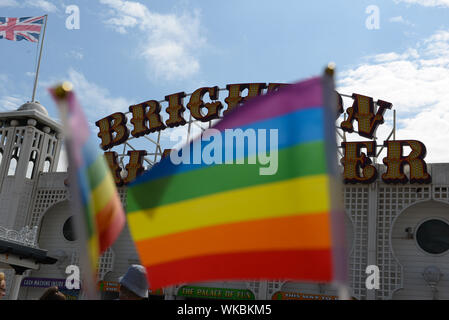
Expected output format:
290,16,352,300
39,286,66,300
118,265,149,300
0,272,5,299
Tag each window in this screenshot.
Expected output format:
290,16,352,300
43,158,51,173
26,150,38,179
63,216,77,241
416,219,449,255
8,147,20,176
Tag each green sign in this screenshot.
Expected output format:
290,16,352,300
178,286,255,300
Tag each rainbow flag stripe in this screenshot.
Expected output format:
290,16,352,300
127,76,347,289
78,135,125,256
50,88,125,272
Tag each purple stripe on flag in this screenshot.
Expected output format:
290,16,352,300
214,77,322,131
49,89,90,168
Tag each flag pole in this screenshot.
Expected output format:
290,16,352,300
324,63,351,300
31,14,48,102
52,83,100,300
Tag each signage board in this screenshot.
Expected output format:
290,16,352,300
272,291,338,300
94,83,431,186
97,281,164,295
21,277,67,289
178,285,255,300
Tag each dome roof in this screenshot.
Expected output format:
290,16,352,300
17,101,49,116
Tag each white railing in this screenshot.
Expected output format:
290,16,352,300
0,225,38,248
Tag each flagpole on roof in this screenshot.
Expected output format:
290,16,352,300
31,14,47,102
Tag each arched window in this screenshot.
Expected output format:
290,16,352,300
43,158,51,173
26,150,38,179
7,147,19,176
8,158,17,176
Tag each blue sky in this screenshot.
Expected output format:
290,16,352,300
1,0,449,165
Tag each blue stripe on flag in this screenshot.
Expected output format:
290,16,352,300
132,107,325,185
77,169,90,206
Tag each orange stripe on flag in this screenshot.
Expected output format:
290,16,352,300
136,213,331,266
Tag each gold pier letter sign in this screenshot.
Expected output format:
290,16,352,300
95,112,130,150
224,83,267,115
129,100,166,138
123,150,147,185
340,94,392,139
94,82,431,186
104,151,122,186
341,141,377,184
165,92,187,128
104,150,147,186
382,140,431,184
187,86,223,122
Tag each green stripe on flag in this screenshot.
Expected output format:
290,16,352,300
86,156,108,190
127,141,327,212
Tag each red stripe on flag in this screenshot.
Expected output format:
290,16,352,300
145,249,333,289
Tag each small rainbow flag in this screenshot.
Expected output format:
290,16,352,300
50,84,126,296
127,73,347,289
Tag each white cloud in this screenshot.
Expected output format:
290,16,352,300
0,0,18,7
65,68,131,121
390,16,405,23
389,16,414,26
0,74,26,112
0,0,60,11
99,0,206,81
25,0,58,12
41,68,132,129
394,0,449,7
65,50,84,60
0,95,24,111
338,30,449,163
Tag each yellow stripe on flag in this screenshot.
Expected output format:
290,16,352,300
87,235,99,270
128,174,330,241
91,172,115,215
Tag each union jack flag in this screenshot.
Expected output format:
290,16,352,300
0,16,44,43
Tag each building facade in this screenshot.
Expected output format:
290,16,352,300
0,102,448,300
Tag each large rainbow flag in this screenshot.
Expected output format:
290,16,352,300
50,84,126,296
127,73,347,289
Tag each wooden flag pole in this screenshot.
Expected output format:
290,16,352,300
31,14,48,102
